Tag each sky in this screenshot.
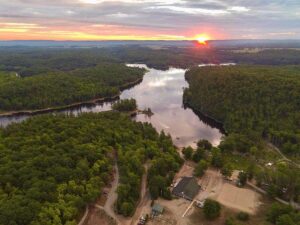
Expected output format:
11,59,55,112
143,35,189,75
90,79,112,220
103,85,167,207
0,0,299,41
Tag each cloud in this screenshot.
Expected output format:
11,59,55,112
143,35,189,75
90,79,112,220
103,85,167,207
0,0,299,40
147,5,230,16
228,6,250,12
268,32,297,36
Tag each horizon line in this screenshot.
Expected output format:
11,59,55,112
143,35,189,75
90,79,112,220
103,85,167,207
1,39,300,42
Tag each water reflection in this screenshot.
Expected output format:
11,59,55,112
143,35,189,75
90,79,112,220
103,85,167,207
0,64,225,147
123,65,223,147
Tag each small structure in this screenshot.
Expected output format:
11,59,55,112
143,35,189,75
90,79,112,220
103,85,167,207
195,200,205,208
151,203,164,217
172,177,200,201
138,215,147,225
265,162,273,167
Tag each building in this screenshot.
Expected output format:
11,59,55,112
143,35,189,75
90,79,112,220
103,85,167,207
172,177,200,201
151,203,164,216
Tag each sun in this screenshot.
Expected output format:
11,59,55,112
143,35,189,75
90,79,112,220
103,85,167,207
196,34,210,45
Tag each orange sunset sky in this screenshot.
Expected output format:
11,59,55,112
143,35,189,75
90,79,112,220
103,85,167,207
0,0,299,41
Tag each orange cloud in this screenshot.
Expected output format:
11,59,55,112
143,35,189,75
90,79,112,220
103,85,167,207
0,22,191,40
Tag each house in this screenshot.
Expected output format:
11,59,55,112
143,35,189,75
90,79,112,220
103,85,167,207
172,177,200,201
151,203,164,216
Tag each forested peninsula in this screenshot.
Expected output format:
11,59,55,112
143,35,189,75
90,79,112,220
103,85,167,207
184,65,300,156
0,112,182,225
0,64,145,113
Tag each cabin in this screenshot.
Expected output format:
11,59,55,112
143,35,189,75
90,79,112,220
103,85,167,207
172,176,200,201
151,203,164,216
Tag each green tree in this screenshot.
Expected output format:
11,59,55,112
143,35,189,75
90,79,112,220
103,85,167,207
246,163,255,181
197,139,212,150
276,215,297,225
182,147,193,160
120,202,134,216
194,160,208,177
112,98,137,112
211,148,223,168
192,148,205,163
249,146,259,158
238,171,247,186
221,163,233,178
203,199,221,220
266,203,293,224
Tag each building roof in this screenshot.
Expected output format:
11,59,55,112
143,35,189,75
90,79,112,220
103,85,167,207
172,177,200,200
152,203,164,213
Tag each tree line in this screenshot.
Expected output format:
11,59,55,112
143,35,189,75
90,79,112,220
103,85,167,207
1,47,299,76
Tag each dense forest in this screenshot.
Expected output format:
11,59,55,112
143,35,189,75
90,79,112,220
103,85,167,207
0,46,299,75
0,112,181,225
0,64,145,112
0,46,299,112
184,65,300,156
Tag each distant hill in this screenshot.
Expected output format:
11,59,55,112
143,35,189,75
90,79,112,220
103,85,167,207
0,40,193,48
208,39,300,48
1,39,300,48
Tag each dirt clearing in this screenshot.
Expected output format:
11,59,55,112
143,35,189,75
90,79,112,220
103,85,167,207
215,183,261,214
151,198,193,225
197,169,262,214
174,163,194,181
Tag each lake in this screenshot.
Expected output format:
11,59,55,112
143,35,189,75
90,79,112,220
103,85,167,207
0,64,225,147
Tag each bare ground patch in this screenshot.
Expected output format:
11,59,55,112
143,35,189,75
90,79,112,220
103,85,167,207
83,206,117,225
214,183,261,214
147,208,177,225
188,196,272,225
146,198,191,225
174,163,194,181
196,169,262,214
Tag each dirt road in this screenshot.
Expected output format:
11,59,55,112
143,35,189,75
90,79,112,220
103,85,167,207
130,164,151,225
96,163,151,225
77,206,89,225
95,163,121,225
81,162,152,225
268,143,300,168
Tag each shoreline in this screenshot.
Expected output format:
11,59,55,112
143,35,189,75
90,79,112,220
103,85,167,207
183,101,227,135
0,77,143,118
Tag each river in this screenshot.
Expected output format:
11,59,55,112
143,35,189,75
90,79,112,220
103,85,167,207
0,64,225,147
